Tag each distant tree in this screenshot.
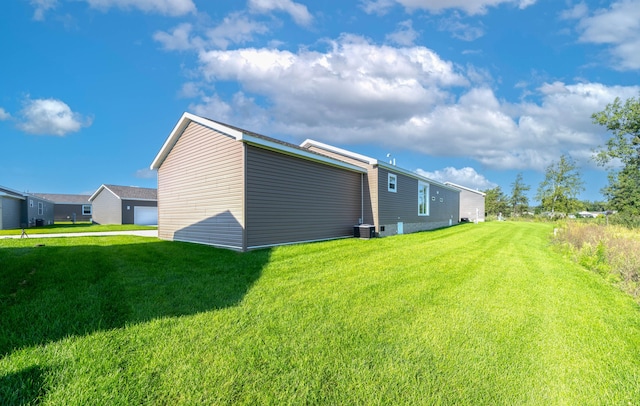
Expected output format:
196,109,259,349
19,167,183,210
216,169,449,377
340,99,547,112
484,186,509,217
592,95,640,215
509,173,530,217
535,155,584,215
601,163,640,215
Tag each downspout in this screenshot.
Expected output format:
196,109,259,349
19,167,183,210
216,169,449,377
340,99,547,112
361,173,364,224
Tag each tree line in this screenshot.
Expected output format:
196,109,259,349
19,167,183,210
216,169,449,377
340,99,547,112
484,94,640,223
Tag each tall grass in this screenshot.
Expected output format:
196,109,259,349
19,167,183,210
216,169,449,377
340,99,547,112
554,221,640,300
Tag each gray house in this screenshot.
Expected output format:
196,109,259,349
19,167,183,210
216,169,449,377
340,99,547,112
444,182,486,223
0,185,55,229
89,184,157,225
0,185,25,230
32,193,92,223
150,113,460,251
301,140,461,236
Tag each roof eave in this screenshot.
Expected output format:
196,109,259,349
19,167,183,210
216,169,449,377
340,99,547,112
89,184,121,202
300,139,378,165
377,162,461,192
150,112,243,170
444,182,487,196
241,134,367,173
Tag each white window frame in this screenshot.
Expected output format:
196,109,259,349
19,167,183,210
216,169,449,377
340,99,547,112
418,182,429,216
82,205,92,215
30,199,34,208
388,173,397,193
37,202,44,215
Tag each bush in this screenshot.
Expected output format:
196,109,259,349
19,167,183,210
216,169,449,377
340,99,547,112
607,212,640,229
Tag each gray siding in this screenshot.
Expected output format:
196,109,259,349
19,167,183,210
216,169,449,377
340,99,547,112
305,145,370,168
459,189,485,222
121,200,157,224
377,167,459,236
54,204,92,222
245,145,362,249
23,196,55,227
428,184,460,225
158,122,245,249
0,196,22,230
303,146,376,225
91,189,122,224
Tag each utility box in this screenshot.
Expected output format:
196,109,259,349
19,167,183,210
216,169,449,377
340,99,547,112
354,224,375,239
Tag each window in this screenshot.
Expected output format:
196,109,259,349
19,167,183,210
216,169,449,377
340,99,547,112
29,199,34,208
37,202,44,215
388,173,397,193
418,182,429,216
82,205,92,215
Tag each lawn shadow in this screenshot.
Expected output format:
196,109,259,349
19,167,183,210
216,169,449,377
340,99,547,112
0,365,47,405
0,235,271,357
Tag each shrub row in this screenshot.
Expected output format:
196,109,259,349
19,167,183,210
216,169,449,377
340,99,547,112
554,222,640,301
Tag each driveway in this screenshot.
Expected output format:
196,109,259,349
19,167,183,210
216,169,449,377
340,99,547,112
2,230,158,239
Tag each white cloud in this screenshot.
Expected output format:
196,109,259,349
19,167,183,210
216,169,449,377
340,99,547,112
416,167,496,190
30,0,58,20
386,20,420,46
135,168,157,179
31,0,195,19
153,23,199,51
362,0,536,15
0,107,11,120
196,34,468,129
569,0,640,70
248,0,313,26
361,0,396,15
401,82,639,170
84,0,196,16
175,32,639,172
154,13,269,51
439,14,485,41
178,82,204,98
559,2,588,20
17,98,92,136
206,12,270,49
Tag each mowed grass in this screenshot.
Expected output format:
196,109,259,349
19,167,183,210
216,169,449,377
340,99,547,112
0,223,156,236
2,222,640,405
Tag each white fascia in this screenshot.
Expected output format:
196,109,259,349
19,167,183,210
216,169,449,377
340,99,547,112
150,112,243,170
378,161,461,193
444,182,487,196
88,184,121,202
241,134,367,173
300,139,378,165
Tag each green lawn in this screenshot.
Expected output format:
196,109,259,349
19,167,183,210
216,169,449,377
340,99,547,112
1,222,640,405
0,223,157,236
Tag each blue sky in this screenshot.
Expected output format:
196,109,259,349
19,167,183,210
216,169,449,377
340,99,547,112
1,0,639,203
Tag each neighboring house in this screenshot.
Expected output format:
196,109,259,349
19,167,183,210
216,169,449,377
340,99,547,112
0,185,25,230
24,194,55,227
444,182,486,223
31,193,92,222
150,112,460,251
0,185,55,229
89,184,157,225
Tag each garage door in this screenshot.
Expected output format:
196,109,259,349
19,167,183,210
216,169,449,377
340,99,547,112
134,206,158,225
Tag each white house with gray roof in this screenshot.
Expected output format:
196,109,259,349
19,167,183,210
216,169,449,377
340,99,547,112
89,184,157,225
